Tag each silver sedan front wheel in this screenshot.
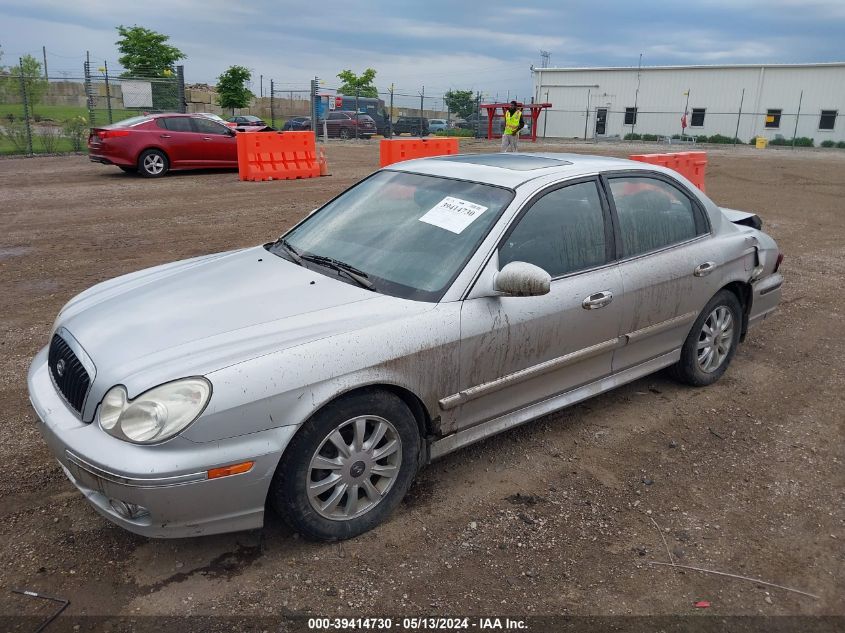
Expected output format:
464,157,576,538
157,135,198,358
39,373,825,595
307,415,402,520
269,390,420,541
697,306,734,373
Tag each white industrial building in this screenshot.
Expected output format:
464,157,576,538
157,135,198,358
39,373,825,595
532,63,845,144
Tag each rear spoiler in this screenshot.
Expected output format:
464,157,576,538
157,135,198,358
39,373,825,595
721,207,762,230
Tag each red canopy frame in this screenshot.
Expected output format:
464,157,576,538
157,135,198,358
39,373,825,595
480,102,552,142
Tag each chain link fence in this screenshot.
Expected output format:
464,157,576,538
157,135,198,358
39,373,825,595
0,59,185,156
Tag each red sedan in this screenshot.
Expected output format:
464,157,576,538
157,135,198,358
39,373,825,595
88,113,241,177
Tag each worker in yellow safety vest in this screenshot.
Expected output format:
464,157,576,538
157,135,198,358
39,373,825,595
501,100,525,152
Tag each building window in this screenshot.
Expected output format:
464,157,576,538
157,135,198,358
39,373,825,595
765,109,782,128
819,110,837,130
624,107,637,125
691,108,706,127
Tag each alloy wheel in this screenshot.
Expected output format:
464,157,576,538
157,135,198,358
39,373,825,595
697,306,734,373
306,415,402,520
143,154,165,175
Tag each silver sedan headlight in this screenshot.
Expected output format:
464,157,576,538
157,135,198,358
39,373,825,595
98,378,212,444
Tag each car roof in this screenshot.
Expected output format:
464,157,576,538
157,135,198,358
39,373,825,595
388,152,648,188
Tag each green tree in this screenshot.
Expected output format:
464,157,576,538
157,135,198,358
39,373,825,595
9,55,49,113
115,25,186,76
443,89,475,119
216,65,254,114
336,68,378,98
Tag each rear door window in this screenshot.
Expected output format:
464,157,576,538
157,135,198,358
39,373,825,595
160,117,193,132
607,176,707,257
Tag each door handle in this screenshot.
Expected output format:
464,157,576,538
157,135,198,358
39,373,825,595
159,134,171,138
582,290,613,309
202,137,212,140
694,261,717,277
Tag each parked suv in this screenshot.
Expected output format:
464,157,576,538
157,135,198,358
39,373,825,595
321,111,377,139
428,119,448,132
391,117,430,136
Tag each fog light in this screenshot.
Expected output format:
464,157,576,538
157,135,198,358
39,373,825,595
108,499,150,520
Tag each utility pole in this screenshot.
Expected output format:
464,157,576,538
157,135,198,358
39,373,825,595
733,88,745,146
270,78,275,128
419,85,425,122
42,46,49,81
632,52,642,138
310,77,318,142
260,74,263,98
104,60,113,124
389,83,394,137
18,58,33,155
792,90,803,149
584,89,590,140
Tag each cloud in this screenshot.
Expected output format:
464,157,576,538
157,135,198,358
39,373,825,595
0,0,841,103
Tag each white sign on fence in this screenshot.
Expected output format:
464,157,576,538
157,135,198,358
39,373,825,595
121,80,154,108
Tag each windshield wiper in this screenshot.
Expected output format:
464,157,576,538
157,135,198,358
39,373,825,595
300,254,376,291
275,238,303,265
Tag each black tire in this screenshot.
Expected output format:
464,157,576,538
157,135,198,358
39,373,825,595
671,289,742,387
339,127,351,140
137,149,169,178
411,128,419,136
118,166,135,174
269,390,420,541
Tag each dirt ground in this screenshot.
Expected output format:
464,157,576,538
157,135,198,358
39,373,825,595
1,140,843,627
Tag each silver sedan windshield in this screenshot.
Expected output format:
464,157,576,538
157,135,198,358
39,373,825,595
277,171,514,301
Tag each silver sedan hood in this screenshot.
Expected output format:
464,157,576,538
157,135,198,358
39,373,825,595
55,246,431,407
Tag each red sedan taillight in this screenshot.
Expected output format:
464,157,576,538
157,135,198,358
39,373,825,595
98,130,130,140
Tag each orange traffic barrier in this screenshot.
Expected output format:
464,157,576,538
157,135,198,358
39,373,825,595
380,137,460,167
237,131,320,181
629,151,707,192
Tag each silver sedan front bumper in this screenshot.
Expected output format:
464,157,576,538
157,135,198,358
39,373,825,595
27,347,296,538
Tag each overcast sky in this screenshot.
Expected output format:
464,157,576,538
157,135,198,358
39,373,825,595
2,0,843,107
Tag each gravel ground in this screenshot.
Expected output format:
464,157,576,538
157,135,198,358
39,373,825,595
0,140,843,625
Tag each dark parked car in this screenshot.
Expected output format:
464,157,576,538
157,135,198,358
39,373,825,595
282,116,312,131
227,115,267,129
88,113,239,177
321,111,377,139
391,116,430,136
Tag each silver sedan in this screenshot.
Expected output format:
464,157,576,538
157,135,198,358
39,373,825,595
27,153,783,540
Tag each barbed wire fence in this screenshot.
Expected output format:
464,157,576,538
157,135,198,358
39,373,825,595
0,51,185,156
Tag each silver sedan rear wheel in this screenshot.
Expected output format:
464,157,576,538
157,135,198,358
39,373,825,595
671,289,742,387
307,415,402,520
697,306,734,373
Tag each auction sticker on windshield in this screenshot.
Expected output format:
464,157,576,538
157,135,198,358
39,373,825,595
419,197,489,234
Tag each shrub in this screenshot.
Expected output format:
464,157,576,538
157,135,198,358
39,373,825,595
38,126,61,153
434,128,474,137
821,140,835,148
695,135,708,143
641,133,659,141
769,136,814,147
1,120,32,152
837,141,845,149
623,132,642,140
702,133,743,144
62,116,89,151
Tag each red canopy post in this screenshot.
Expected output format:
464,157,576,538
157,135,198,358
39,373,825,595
480,102,552,142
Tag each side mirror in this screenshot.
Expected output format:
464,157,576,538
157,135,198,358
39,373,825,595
494,262,551,297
